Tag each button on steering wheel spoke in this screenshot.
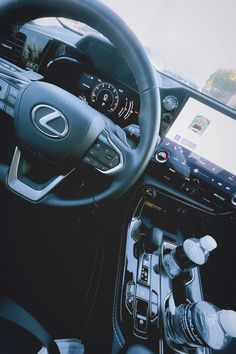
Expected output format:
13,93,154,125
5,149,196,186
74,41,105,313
0,77,21,118
0,58,43,118
83,130,125,175
0,59,31,118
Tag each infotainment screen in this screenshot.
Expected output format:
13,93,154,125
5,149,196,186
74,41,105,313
162,97,236,193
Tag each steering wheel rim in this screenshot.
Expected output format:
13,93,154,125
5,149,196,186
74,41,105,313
0,0,160,207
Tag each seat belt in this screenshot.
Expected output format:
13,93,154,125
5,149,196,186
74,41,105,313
0,297,60,354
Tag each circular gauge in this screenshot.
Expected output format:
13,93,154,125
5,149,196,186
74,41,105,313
163,95,178,112
91,82,119,114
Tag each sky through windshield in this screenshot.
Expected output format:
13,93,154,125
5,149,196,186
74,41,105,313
35,1,236,109
102,0,236,91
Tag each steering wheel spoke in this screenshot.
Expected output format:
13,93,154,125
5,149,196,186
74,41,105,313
7,147,74,202
0,58,43,118
82,127,135,176
0,75,22,118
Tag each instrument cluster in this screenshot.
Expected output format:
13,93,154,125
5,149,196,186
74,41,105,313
77,72,140,126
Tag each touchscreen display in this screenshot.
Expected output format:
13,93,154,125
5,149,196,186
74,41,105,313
166,98,236,178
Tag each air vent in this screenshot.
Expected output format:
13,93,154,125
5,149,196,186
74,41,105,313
0,32,26,67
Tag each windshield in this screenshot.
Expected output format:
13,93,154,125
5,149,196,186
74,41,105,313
36,1,236,110
101,0,236,110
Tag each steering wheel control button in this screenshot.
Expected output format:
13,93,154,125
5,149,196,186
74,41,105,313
93,143,102,151
155,150,170,163
0,79,9,101
83,155,108,171
84,139,120,172
7,94,17,107
5,105,15,117
0,81,21,117
0,100,5,110
6,86,19,108
9,86,19,97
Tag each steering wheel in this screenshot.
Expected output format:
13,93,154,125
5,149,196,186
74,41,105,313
0,0,160,207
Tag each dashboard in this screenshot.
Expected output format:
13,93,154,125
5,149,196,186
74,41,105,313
154,95,236,211
1,21,236,213
16,24,140,127
45,56,140,126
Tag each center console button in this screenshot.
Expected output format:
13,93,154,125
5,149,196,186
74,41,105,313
135,316,147,333
213,193,226,204
155,149,170,164
182,183,196,195
136,284,150,301
135,299,148,333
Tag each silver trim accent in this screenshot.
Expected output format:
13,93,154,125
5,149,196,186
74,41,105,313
7,147,73,201
1,43,12,50
47,56,79,69
231,193,236,207
0,72,29,84
32,104,69,138
96,130,124,175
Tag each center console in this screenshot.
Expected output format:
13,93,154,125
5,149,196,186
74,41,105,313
152,95,236,212
111,82,236,354
112,190,236,354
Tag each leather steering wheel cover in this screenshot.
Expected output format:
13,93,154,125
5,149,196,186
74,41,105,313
0,0,160,207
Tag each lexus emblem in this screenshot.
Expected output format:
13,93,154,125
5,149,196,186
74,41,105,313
32,104,69,138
